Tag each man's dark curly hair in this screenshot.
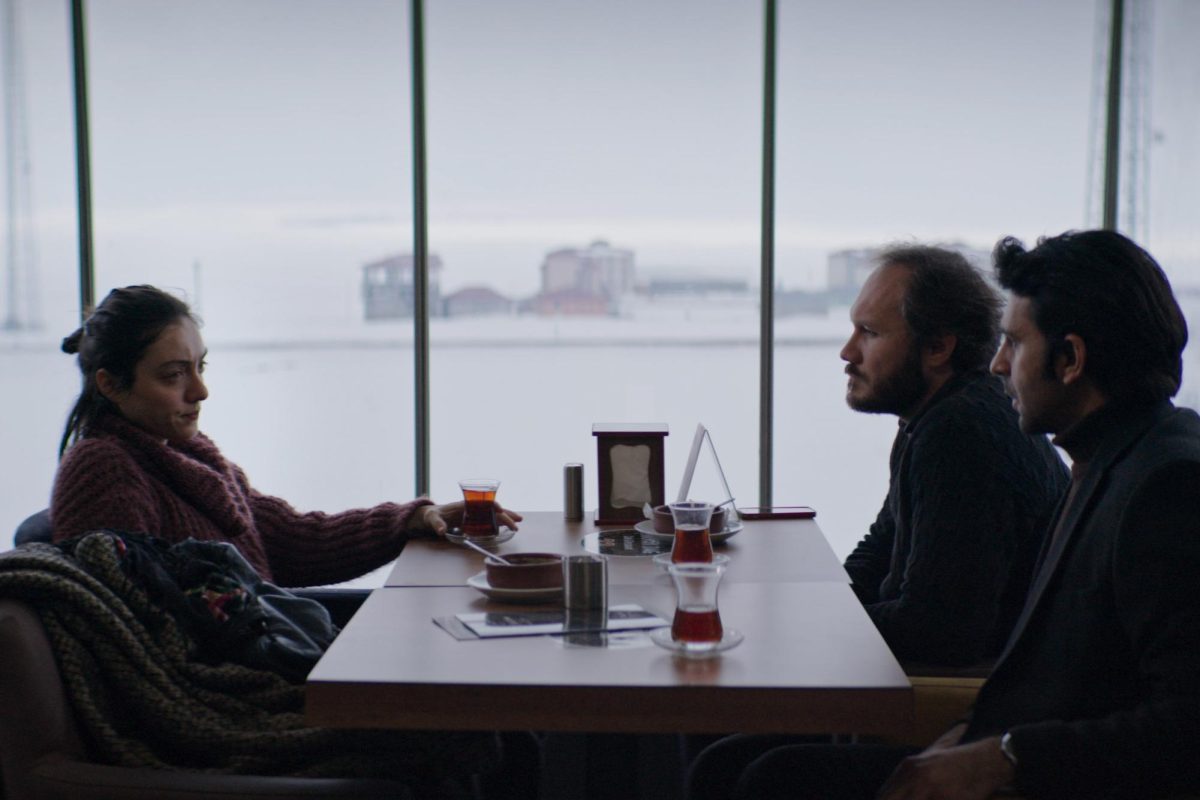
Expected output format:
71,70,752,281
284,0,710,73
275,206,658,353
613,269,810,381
993,229,1187,407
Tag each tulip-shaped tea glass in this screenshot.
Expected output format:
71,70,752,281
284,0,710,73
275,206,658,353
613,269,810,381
459,479,500,538
650,559,742,656
667,561,726,643
669,501,714,563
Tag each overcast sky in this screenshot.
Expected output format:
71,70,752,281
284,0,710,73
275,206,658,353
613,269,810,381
5,0,1199,332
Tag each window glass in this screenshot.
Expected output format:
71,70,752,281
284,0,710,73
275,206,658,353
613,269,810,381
21,1,1164,568
774,1,1096,558
0,0,79,549
424,0,762,514
1142,0,1200,410
84,1,413,583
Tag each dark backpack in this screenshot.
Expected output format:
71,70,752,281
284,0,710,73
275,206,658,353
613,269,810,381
101,532,338,683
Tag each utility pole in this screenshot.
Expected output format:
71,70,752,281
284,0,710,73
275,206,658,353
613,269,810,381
2,0,40,331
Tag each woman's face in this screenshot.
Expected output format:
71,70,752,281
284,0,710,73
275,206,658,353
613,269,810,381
99,317,209,443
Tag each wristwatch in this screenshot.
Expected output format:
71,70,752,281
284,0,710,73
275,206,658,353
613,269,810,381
999,731,1018,768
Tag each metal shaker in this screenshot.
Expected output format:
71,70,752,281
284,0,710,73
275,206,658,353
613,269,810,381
563,554,608,611
564,463,584,521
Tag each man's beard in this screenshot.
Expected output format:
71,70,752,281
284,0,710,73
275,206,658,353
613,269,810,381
846,343,928,416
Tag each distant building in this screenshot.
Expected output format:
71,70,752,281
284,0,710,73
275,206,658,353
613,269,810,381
362,254,443,320
523,287,612,316
826,242,990,304
533,240,635,316
443,286,514,318
826,248,880,304
643,275,749,297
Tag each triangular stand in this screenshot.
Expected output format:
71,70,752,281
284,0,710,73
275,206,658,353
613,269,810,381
675,423,739,525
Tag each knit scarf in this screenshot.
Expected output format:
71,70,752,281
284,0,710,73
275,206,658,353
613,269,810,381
92,414,257,542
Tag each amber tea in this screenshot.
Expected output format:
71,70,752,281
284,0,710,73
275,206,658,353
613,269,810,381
666,560,727,646
671,606,724,643
459,479,500,537
672,524,714,563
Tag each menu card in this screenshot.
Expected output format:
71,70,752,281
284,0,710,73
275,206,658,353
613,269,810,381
454,603,667,639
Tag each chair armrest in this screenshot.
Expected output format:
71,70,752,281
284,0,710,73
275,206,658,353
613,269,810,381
291,588,370,629
14,509,53,546
885,675,986,748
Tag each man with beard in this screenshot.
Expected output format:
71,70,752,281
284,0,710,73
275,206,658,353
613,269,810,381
684,248,1069,800
838,246,1067,668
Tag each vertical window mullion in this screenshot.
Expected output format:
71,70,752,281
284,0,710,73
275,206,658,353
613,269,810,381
1102,0,1124,230
70,0,95,316
411,0,430,496
759,0,778,508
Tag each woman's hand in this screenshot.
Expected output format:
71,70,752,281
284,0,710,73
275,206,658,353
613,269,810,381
406,501,523,537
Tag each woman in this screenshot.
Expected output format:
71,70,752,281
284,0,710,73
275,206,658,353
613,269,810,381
51,284,520,587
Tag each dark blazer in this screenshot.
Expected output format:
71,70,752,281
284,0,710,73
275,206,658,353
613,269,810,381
965,402,1200,799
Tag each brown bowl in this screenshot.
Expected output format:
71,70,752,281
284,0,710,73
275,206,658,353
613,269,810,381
652,505,675,534
485,553,564,590
652,505,726,535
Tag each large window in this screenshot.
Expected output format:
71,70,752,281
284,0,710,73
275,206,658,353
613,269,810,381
82,1,414,579
1143,0,1200,409
0,0,79,549
7,0,1194,568
423,0,762,512
773,0,1097,558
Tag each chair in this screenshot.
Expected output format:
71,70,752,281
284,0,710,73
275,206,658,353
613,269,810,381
13,510,51,547
0,598,423,800
904,674,987,746
2,518,534,798
3,516,418,799
888,662,990,748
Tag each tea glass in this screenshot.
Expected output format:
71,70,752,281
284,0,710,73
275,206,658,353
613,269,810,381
669,501,714,563
667,560,726,643
459,479,500,538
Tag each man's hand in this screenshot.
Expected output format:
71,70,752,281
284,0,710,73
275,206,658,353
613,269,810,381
926,722,967,753
407,501,523,537
876,735,1013,800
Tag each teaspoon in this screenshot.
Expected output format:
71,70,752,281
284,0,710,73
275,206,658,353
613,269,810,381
459,536,514,565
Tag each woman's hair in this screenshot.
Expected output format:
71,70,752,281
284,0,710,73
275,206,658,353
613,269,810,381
59,285,197,456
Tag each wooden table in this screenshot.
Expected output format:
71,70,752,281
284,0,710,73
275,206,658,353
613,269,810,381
308,518,910,736
386,511,849,587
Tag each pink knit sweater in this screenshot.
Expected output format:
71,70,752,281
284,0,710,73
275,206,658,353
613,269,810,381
51,414,429,587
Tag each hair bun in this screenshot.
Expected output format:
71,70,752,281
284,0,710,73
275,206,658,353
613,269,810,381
61,327,84,354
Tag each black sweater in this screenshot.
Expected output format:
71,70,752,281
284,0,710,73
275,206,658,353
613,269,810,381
843,370,1069,667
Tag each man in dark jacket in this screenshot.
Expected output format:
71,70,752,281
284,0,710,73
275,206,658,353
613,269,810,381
839,245,1067,667
725,230,1200,799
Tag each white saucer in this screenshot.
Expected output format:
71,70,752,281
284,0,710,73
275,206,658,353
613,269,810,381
633,520,744,545
466,572,563,603
446,528,517,547
649,627,744,658
652,553,731,572
633,520,670,538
